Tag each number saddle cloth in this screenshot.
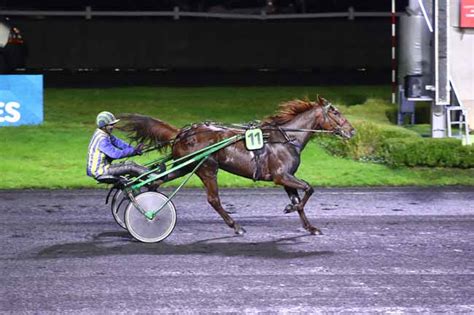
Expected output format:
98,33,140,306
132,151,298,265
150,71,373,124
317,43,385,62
243,122,268,181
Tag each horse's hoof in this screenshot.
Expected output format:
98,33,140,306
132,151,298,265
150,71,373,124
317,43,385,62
235,226,246,235
284,204,298,214
308,227,323,235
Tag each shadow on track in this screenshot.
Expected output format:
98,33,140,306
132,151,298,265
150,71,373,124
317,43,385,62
29,232,334,260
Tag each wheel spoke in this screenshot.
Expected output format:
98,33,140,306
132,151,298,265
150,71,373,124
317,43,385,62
125,191,177,243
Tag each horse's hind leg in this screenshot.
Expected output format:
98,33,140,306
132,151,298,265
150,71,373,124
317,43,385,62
196,164,246,235
284,186,301,213
276,175,321,235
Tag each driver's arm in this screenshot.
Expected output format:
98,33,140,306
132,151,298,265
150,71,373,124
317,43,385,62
98,137,135,159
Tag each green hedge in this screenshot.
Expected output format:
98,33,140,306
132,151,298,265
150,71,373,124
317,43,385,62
382,137,474,168
316,121,474,168
316,121,418,161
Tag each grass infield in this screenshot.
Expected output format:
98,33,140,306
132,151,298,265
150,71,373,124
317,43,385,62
1,86,473,189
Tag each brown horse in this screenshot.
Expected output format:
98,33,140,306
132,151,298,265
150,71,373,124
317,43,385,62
119,96,355,235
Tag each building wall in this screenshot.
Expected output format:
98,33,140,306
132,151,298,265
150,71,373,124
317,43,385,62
450,0,474,129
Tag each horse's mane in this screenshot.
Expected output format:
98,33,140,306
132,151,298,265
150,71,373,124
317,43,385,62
262,98,317,126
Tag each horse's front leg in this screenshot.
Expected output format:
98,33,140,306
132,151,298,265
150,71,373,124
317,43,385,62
196,163,246,235
275,175,321,235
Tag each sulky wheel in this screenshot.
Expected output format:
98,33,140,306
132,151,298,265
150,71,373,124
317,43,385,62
125,191,177,243
110,189,129,230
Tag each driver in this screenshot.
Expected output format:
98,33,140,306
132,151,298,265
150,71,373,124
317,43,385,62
86,111,152,180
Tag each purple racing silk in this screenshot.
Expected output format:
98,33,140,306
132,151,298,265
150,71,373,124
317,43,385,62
100,134,135,159
86,129,135,177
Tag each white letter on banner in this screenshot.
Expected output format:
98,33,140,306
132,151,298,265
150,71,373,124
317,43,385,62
0,102,4,122
5,102,21,123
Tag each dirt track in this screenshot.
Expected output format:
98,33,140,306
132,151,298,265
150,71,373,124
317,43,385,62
1,187,473,313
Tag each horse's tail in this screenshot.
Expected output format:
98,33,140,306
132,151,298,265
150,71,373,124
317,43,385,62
118,113,180,152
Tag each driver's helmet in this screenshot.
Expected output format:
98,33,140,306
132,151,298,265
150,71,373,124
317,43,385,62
96,111,120,128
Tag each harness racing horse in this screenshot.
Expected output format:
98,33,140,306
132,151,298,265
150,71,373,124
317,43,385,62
119,96,355,235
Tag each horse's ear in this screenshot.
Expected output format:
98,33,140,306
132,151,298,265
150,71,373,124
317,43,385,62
317,95,325,105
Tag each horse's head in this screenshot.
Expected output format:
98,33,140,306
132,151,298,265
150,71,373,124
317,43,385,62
316,96,355,139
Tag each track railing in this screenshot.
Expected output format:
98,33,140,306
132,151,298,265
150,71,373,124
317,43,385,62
0,7,400,20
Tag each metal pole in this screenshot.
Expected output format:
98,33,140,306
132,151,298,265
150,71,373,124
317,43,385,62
431,0,449,138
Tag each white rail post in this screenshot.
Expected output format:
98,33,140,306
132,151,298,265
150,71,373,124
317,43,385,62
348,7,355,20
85,6,92,20
391,0,397,104
173,6,180,20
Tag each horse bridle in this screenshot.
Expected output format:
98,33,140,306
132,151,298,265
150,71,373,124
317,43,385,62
246,104,347,150
321,103,347,137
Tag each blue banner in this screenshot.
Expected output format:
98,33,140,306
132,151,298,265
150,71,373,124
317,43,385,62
0,75,43,126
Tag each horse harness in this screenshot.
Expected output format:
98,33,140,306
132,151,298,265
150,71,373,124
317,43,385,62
143,108,341,181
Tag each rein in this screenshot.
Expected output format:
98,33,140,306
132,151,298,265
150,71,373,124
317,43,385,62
276,127,334,133
142,123,336,152
229,124,335,134
139,105,343,153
